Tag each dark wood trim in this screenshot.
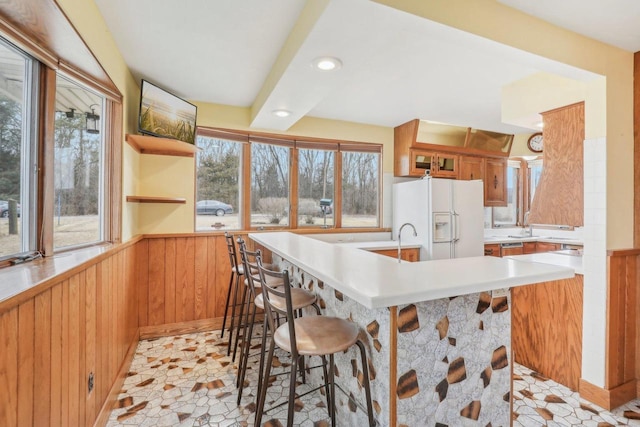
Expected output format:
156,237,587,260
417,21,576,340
389,306,398,427
126,196,186,204
580,378,637,410
40,66,57,257
106,101,123,243
197,125,384,150
334,152,343,228
0,0,121,100
143,228,392,239
139,318,223,340
0,237,142,315
242,142,251,229
290,145,299,229
634,52,640,248
607,248,640,257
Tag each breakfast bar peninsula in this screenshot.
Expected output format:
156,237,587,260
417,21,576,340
250,232,574,427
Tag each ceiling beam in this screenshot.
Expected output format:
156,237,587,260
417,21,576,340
250,0,330,130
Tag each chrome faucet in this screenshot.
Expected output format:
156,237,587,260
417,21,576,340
524,212,533,237
397,223,418,263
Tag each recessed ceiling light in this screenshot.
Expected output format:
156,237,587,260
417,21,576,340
272,109,291,118
312,57,342,71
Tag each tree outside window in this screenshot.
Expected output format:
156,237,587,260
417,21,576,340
53,75,104,249
298,148,334,227
195,135,241,230
251,142,290,227
341,151,380,227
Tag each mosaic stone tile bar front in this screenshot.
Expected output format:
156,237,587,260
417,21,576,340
277,256,512,427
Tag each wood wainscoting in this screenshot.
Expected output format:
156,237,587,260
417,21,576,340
0,232,273,427
579,249,640,410
512,275,584,391
136,234,271,330
0,241,139,427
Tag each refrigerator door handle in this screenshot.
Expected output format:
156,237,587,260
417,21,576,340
452,212,460,242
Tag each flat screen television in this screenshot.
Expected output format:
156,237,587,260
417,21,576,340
138,79,197,144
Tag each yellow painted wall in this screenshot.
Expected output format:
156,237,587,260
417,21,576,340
509,133,539,158
375,0,634,249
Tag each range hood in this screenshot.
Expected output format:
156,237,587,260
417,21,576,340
528,102,584,226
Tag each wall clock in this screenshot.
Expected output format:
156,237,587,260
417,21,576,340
527,132,543,153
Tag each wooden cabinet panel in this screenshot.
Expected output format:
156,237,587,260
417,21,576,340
459,156,484,181
501,245,523,256
371,248,419,262
484,158,507,206
434,153,459,178
409,149,435,177
484,243,501,257
512,275,583,390
536,242,560,253
523,242,536,254
408,149,458,178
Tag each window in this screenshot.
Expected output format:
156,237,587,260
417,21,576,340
53,75,105,249
528,158,543,207
195,134,242,230
488,160,521,227
297,146,334,227
341,150,380,228
250,141,291,227
194,128,382,231
0,39,38,259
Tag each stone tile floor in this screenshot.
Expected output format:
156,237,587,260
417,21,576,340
107,329,640,426
513,364,640,426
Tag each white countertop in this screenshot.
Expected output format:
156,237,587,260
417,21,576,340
483,235,583,246
250,232,575,309
335,240,421,251
505,252,584,275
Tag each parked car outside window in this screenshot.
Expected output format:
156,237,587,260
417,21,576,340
196,200,233,216
0,200,21,218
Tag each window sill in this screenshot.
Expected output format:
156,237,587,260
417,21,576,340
0,239,140,314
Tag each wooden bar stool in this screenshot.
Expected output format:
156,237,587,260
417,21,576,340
235,238,320,405
255,260,375,427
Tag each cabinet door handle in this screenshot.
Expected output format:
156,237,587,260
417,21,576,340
493,175,498,189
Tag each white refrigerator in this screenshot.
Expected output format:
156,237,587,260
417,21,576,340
392,177,484,260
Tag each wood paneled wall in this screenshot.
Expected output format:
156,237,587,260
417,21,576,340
512,275,583,391
137,234,271,332
580,249,640,410
606,250,638,389
0,243,138,427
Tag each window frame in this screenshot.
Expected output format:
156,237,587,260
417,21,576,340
0,41,123,266
195,127,384,232
487,159,523,228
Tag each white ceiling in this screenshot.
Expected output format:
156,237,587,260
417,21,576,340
94,0,619,134
498,0,640,53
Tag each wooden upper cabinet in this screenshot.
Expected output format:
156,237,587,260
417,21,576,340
484,158,508,206
408,149,458,178
459,156,485,181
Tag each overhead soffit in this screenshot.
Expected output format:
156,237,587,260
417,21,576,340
94,0,601,133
